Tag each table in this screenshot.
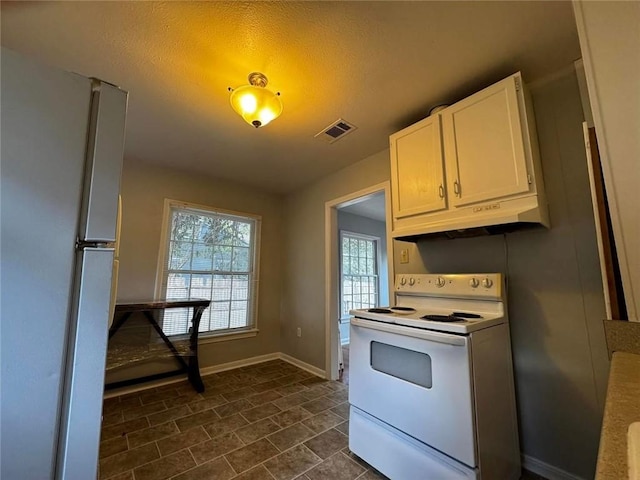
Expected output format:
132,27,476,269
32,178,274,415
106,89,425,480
105,299,211,393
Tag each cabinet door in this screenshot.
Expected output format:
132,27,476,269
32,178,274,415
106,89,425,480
390,115,446,219
442,74,530,207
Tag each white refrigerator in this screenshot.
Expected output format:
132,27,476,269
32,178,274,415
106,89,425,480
1,48,128,479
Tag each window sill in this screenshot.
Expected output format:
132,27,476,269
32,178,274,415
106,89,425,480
198,328,259,344
339,317,351,324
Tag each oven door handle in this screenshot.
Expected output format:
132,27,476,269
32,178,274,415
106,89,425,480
351,317,467,346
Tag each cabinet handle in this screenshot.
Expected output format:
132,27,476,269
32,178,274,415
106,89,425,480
438,185,444,199
453,180,460,196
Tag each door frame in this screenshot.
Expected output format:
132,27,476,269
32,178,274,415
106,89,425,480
324,181,394,380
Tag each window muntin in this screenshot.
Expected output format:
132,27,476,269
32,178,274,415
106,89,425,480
340,232,379,317
159,202,260,336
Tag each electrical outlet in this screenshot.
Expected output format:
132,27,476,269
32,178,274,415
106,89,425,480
296,327,302,338
400,249,409,264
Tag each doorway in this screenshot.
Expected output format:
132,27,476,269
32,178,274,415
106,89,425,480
324,182,394,380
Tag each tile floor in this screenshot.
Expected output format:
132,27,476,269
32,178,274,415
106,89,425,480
100,359,382,480
101,356,545,480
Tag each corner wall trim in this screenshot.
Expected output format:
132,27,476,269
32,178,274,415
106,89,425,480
522,454,585,480
325,181,393,381
279,353,327,378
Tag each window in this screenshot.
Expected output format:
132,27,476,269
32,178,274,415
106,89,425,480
340,232,379,318
157,200,260,337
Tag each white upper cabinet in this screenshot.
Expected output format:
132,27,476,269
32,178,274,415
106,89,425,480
442,74,530,207
389,72,548,238
390,115,446,219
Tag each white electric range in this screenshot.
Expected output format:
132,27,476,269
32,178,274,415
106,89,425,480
348,273,521,480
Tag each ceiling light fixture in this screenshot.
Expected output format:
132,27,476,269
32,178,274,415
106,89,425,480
228,72,282,128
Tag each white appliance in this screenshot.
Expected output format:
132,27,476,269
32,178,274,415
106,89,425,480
1,48,127,479
349,273,520,480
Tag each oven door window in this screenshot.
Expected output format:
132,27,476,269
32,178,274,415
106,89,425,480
370,341,432,389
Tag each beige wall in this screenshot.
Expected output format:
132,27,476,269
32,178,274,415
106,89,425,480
280,150,390,367
116,160,283,368
395,70,608,479
574,1,640,320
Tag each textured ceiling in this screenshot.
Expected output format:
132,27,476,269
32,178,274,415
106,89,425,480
0,1,581,194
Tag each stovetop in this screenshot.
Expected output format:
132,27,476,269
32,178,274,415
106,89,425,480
350,306,504,334
350,273,507,334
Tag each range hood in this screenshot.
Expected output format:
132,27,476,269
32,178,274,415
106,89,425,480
392,194,550,242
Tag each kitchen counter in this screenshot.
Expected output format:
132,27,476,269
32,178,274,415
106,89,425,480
604,320,640,356
596,351,640,479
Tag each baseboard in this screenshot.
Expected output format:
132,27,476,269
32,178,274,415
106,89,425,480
104,351,325,399
522,454,585,480
202,351,326,379
279,353,327,378
199,352,281,376
103,376,186,398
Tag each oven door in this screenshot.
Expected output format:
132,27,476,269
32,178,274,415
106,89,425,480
350,317,477,468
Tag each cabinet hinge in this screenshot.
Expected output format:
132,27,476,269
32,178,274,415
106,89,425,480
527,174,532,184
515,77,522,92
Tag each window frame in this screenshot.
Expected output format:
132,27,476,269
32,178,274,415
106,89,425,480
155,198,261,342
339,230,381,321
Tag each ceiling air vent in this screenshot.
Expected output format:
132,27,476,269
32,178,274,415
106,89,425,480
314,118,358,144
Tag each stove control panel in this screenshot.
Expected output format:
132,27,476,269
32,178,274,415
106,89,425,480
395,273,503,300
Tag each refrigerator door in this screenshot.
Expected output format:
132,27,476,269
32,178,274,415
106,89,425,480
56,247,115,479
1,47,92,480
79,82,128,243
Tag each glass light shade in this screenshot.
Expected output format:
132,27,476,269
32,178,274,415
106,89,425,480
229,84,283,128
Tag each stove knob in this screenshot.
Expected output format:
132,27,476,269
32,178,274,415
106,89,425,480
409,277,415,286
469,278,479,288
482,277,493,288
400,277,406,286
436,276,445,288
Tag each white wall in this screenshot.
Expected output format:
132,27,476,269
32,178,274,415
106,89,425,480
395,69,608,479
573,1,640,320
281,150,390,367
115,159,283,370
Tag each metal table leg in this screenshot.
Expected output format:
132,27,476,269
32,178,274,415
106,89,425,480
187,306,206,392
